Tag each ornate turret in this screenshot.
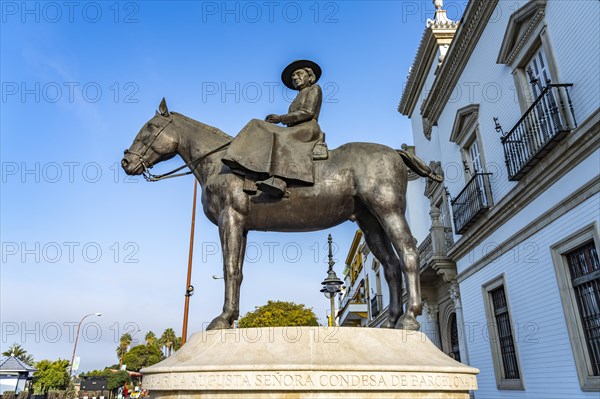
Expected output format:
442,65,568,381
428,0,458,28
398,0,459,123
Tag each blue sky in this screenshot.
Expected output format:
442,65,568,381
1,1,466,372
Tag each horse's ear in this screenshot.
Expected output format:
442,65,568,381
158,97,170,116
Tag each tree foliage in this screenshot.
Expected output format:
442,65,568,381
159,328,178,357
237,300,319,328
116,333,132,361
121,344,162,372
2,343,34,365
32,359,69,394
144,331,157,347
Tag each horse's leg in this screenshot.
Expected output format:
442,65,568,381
232,231,247,321
376,212,422,330
356,210,404,328
207,208,246,330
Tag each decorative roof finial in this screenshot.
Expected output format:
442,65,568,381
428,0,456,27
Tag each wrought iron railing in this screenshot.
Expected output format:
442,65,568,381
418,233,433,269
451,173,493,234
501,84,576,181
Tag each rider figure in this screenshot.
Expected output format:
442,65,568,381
221,60,324,197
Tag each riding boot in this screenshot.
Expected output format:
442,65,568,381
256,176,287,197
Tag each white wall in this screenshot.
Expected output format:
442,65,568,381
456,152,600,275
404,1,600,397
546,0,600,122
459,194,599,398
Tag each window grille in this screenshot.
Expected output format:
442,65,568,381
566,241,600,376
490,286,521,379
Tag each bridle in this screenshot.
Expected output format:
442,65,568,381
124,116,231,182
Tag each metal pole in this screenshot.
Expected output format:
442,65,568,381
182,179,198,345
69,313,97,378
329,295,335,327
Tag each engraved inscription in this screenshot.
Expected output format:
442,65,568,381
144,372,477,391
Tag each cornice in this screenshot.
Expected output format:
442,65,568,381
345,230,363,267
398,23,458,117
450,104,479,144
420,0,499,126
497,0,547,66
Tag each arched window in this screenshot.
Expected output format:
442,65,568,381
449,313,461,362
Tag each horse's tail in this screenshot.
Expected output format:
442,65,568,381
396,148,444,183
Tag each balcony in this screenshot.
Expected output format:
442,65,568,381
418,233,433,270
338,301,368,326
501,84,577,181
451,173,493,234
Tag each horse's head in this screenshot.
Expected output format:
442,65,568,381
121,98,179,176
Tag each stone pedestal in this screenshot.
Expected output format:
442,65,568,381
141,327,478,398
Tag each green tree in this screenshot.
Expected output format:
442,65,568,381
159,328,177,357
174,336,182,351
121,344,163,372
144,331,157,347
2,343,34,365
116,333,132,364
106,370,131,390
32,359,69,394
237,300,319,328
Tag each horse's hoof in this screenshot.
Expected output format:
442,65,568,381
206,317,231,330
395,314,420,331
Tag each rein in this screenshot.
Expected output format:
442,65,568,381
125,116,232,182
142,141,231,182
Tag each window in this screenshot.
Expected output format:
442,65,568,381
449,104,489,180
497,2,577,181
552,225,600,390
525,46,552,100
449,313,461,362
350,252,363,284
497,1,557,111
435,196,454,248
482,275,524,390
467,138,483,174
449,105,494,234
566,242,600,375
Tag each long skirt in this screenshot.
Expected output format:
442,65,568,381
221,118,321,184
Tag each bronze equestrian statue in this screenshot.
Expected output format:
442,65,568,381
121,60,442,331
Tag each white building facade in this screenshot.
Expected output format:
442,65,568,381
339,0,599,397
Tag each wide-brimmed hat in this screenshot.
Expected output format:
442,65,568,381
281,60,322,90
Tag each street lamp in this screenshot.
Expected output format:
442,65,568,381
69,312,102,378
320,234,343,327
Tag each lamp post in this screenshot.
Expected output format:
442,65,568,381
320,234,343,327
69,312,102,378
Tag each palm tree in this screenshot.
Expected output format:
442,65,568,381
2,343,34,365
116,333,132,367
145,331,157,347
159,328,177,357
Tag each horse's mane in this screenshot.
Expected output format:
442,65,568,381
171,111,233,140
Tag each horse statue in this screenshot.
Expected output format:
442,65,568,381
121,99,443,331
